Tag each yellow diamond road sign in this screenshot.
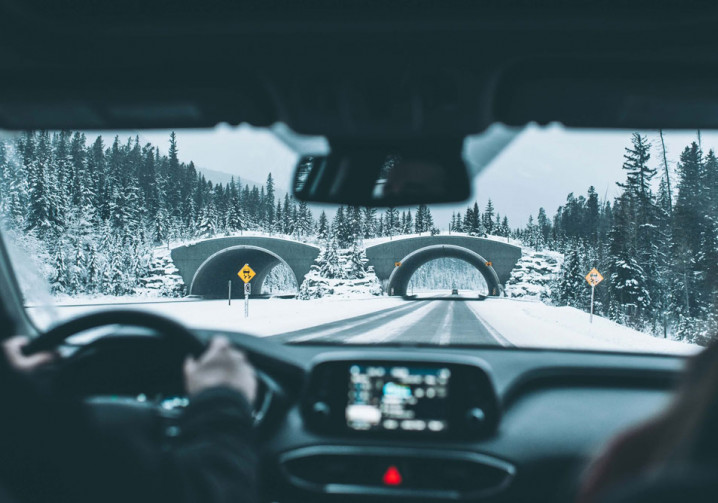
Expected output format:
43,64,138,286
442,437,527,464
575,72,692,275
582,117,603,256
238,264,256,283
585,268,604,287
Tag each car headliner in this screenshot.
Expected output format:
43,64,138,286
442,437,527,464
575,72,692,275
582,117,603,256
0,0,717,136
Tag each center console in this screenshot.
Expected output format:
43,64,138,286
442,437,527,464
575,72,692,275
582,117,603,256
283,354,511,500
302,354,500,439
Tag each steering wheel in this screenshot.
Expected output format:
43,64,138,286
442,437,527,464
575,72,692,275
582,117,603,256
22,310,206,358
21,310,283,430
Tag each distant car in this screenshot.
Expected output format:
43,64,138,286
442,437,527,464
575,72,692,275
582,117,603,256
451,288,459,295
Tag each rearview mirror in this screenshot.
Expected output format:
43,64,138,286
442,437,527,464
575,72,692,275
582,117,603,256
292,140,471,207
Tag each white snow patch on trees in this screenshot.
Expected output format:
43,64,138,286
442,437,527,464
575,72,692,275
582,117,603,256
136,248,185,297
298,241,382,299
505,249,563,301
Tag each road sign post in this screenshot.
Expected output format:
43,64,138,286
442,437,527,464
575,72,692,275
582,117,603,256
228,280,232,306
585,268,604,324
238,264,256,319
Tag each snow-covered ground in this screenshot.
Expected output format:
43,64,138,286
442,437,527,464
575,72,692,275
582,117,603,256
28,297,407,336
468,298,699,355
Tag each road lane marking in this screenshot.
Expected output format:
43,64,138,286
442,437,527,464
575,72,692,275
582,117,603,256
343,301,443,344
286,301,430,343
436,302,455,345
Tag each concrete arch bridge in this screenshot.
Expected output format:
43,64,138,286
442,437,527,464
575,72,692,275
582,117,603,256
170,235,521,298
364,235,522,296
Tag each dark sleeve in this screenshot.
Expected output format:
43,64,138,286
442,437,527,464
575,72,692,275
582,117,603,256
0,357,258,503
163,387,259,503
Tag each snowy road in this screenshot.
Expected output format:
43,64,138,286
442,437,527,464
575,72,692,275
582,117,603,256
32,295,698,354
268,297,509,346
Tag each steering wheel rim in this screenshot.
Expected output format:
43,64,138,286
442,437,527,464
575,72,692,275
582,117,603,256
22,310,206,358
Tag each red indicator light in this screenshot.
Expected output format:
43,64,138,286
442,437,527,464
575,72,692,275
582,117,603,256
383,465,403,486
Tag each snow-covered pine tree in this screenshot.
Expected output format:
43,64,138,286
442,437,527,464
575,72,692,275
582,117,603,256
471,202,483,236
362,207,377,238
672,142,703,318
197,206,216,238
320,235,342,279
501,216,511,238
50,244,69,294
483,200,495,235
264,173,275,231
333,206,350,247
296,200,314,237
317,211,329,240
348,239,367,279
273,200,283,235
424,206,434,234
554,247,585,309
384,207,399,238
414,205,425,234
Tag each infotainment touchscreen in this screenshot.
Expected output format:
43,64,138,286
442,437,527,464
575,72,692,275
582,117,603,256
345,364,451,432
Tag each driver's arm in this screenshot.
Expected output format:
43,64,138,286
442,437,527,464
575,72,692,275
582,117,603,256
166,336,259,502
0,336,259,503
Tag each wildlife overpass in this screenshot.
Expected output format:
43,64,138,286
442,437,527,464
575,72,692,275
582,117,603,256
365,235,522,296
170,234,521,298
171,236,320,298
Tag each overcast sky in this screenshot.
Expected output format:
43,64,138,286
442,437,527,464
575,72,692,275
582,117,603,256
91,124,715,229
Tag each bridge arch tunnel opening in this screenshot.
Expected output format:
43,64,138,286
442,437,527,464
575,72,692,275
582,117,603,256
387,245,501,297
189,246,299,298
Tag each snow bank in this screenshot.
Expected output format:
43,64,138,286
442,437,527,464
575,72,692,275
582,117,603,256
299,273,383,299
46,294,192,306
31,297,408,337
468,298,699,355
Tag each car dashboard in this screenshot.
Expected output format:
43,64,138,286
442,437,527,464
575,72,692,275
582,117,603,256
156,331,686,503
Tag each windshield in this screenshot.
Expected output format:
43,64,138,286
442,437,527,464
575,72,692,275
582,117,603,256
0,125,711,356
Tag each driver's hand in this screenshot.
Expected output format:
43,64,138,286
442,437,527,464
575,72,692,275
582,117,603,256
2,336,56,373
184,336,257,403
